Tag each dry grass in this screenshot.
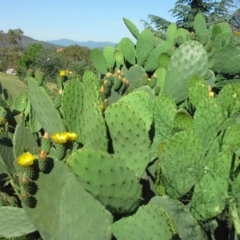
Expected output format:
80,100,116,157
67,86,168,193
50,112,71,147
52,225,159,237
0,72,27,99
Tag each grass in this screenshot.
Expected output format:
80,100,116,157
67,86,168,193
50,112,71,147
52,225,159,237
0,72,28,99
0,72,58,101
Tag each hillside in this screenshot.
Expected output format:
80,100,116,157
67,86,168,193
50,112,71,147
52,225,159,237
46,39,116,49
0,34,62,50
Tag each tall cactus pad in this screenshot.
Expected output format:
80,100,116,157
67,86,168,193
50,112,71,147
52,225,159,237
111,204,177,240
0,132,14,174
136,29,155,66
58,175,113,240
123,18,140,40
159,131,206,199
13,124,38,159
191,151,232,220
82,76,108,151
66,148,142,213
118,91,153,131
117,37,136,65
193,13,207,38
21,160,68,240
194,97,225,152
105,102,151,177
151,93,177,160
144,41,174,71
90,48,108,74
149,196,208,240
28,77,66,135
0,207,36,238
61,79,84,143
13,92,28,113
187,76,210,108
212,43,240,75
164,40,208,104
217,83,240,117
166,23,177,44
103,46,115,69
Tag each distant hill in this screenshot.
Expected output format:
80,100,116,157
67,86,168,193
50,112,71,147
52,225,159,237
46,39,116,49
19,35,62,49
0,34,62,50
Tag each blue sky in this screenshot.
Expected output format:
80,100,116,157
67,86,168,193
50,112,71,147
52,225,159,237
0,0,177,43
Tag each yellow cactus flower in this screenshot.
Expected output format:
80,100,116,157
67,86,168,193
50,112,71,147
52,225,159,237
209,91,215,97
234,32,240,37
59,70,67,77
17,152,35,167
51,132,78,144
67,132,78,142
51,132,69,144
147,78,151,82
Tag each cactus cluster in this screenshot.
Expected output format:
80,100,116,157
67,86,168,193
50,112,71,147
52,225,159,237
0,13,240,239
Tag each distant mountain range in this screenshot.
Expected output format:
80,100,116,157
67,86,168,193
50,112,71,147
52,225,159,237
46,39,116,49
0,34,116,50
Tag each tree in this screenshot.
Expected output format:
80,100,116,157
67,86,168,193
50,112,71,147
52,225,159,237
229,7,240,31
58,45,93,76
142,0,236,33
35,48,62,82
17,43,45,80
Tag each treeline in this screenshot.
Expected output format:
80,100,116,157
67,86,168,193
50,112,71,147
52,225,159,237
0,29,94,82
17,43,94,82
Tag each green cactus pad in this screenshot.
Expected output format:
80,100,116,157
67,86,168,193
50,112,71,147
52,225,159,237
163,40,209,104
28,77,66,135
123,17,140,40
194,97,225,152
151,93,177,160
166,23,177,44
66,148,142,213
149,196,208,240
187,76,210,108
217,83,240,117
105,101,151,177
22,159,113,240
28,103,42,133
82,76,108,151
111,204,177,240
123,65,145,89
13,92,28,113
90,48,108,74
58,174,113,240
118,90,153,131
114,50,125,68
82,70,99,87
0,132,14,174
136,29,155,66
191,151,232,220
12,124,38,159
211,25,222,40
175,28,189,44
212,43,240,75
0,206,36,238
117,37,136,65
193,13,207,38
144,41,173,71
3,88,13,107
173,111,194,133
158,53,170,69
213,31,233,49
61,79,84,143
159,131,205,198
103,46,115,69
